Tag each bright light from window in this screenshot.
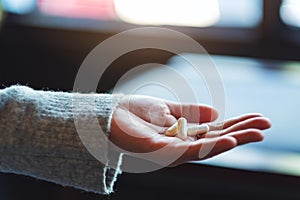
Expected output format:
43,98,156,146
216,0,262,27
280,0,300,28
0,0,35,14
114,0,220,27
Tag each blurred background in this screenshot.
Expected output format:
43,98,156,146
0,0,300,199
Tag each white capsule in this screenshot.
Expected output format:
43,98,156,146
177,117,187,140
165,122,178,136
187,124,209,136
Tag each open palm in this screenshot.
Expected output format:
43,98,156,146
110,95,271,166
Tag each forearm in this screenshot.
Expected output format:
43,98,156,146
0,85,123,194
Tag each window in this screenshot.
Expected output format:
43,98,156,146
114,0,220,27
216,0,262,27
0,0,35,14
1,0,300,60
280,0,300,28
1,0,263,28
114,0,263,28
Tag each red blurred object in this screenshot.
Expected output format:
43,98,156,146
37,0,117,19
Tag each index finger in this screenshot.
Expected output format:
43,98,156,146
166,101,218,123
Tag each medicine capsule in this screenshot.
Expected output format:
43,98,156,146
187,124,209,136
177,117,187,140
165,122,178,136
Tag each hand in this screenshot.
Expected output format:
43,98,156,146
109,95,271,166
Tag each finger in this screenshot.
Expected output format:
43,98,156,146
208,113,265,131
226,129,264,145
220,117,271,135
164,114,178,127
167,101,218,123
171,136,237,165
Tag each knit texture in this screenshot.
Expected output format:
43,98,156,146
0,85,123,194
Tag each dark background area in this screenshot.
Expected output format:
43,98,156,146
2,164,300,200
1,0,300,199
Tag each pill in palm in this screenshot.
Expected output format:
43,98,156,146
187,124,209,136
165,122,178,136
177,117,187,140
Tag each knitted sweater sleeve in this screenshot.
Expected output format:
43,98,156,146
0,85,123,194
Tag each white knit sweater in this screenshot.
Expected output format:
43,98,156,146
0,85,123,194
